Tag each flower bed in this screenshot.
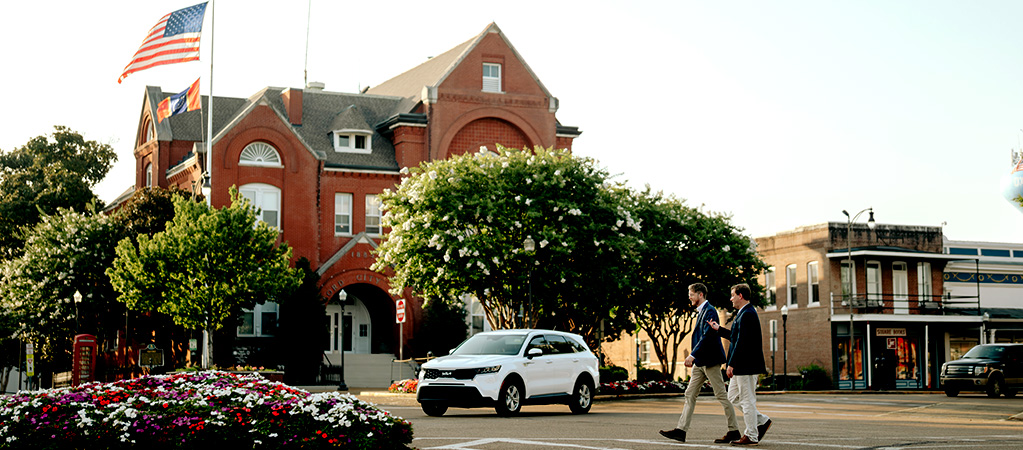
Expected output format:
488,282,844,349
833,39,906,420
0,371,413,449
598,379,687,395
388,379,418,394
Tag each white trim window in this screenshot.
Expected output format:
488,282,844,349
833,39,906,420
483,63,502,93
365,194,382,235
239,183,281,230
145,163,153,187
334,193,352,235
841,260,856,300
917,262,933,303
866,261,882,306
239,142,282,167
145,121,155,142
238,302,279,337
333,131,372,154
786,264,798,306
807,261,820,305
765,267,777,306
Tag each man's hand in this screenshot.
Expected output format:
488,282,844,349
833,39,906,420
726,366,734,378
707,319,719,331
684,355,694,368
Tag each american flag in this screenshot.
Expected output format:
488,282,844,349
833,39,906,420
118,3,208,84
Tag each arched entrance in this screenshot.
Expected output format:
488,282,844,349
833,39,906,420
323,283,396,356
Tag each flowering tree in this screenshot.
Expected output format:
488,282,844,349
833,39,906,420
372,145,641,338
107,188,302,368
625,188,767,379
0,204,125,367
0,126,116,256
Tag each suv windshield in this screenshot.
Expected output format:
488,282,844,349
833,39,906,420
451,333,527,356
963,345,1007,360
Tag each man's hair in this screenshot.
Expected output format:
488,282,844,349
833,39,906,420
732,283,752,300
689,283,708,296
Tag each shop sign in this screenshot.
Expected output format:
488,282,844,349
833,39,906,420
876,328,906,337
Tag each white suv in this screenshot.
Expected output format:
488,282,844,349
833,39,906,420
416,329,600,416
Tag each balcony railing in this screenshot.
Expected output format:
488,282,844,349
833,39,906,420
829,292,980,316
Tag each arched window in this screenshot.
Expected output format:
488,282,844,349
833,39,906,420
239,183,281,230
145,121,155,143
239,142,282,167
145,163,153,187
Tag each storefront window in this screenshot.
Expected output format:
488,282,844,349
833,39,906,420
837,338,864,381
894,338,918,380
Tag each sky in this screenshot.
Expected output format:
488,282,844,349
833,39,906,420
3,0,1023,243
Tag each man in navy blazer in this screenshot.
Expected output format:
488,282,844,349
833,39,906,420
709,283,772,446
659,283,739,444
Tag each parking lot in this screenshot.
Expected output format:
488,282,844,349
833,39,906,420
367,392,1023,449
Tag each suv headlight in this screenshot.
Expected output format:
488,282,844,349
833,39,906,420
974,366,986,376
476,365,501,374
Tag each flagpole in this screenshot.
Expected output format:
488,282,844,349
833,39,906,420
201,0,215,371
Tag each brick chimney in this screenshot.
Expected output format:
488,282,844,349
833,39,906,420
281,88,303,126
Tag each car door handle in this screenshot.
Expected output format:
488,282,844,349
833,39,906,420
545,360,553,364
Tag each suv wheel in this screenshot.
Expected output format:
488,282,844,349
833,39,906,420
987,376,1005,398
496,380,523,416
421,402,448,417
944,387,959,397
569,378,593,414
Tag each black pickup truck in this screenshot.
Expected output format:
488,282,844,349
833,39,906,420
940,344,1023,398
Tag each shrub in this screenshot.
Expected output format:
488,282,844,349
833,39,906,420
0,371,413,449
599,365,628,383
637,368,667,383
797,363,832,390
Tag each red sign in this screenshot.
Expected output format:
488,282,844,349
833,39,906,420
396,299,406,323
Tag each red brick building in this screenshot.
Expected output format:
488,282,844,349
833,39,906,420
122,23,580,386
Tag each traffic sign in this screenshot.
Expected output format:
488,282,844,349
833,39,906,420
396,299,406,323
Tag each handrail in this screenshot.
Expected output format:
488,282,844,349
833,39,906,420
830,292,981,316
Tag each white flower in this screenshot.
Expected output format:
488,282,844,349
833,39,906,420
515,195,522,202
492,257,500,265
554,170,561,176
553,206,560,212
525,198,532,205
568,208,582,216
400,167,409,174
429,171,438,180
540,239,548,248
723,245,731,252
561,278,566,283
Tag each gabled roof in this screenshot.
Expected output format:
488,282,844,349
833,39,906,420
148,86,406,171
329,105,373,132
366,22,552,114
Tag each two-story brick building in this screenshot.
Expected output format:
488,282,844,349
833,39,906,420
119,23,580,386
755,222,981,390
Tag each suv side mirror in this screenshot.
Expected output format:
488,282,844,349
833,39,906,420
527,347,542,359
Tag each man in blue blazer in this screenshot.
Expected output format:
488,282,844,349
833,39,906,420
709,283,772,446
660,283,739,444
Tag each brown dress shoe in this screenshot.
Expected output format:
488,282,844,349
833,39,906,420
715,430,741,443
757,419,772,441
659,428,686,442
730,435,759,446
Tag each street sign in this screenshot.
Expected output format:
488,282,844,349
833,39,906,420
396,299,406,323
25,342,34,377
139,344,164,369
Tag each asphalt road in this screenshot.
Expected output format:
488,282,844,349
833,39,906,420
367,392,1023,449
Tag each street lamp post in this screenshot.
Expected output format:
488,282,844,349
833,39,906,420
73,290,82,332
338,289,349,392
781,305,788,390
523,237,535,328
842,207,875,386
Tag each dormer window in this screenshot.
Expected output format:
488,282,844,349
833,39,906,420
483,63,502,93
333,131,372,154
239,142,282,167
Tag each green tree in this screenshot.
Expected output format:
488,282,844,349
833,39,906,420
416,297,468,358
625,188,767,379
0,126,116,255
0,204,125,368
107,188,302,368
278,257,326,385
372,146,639,343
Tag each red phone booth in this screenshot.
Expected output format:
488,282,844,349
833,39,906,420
73,334,97,386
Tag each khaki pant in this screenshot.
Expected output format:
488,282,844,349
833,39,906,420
676,364,738,432
728,374,770,443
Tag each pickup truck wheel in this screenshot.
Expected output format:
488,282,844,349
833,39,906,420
943,387,959,397
987,377,1005,398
